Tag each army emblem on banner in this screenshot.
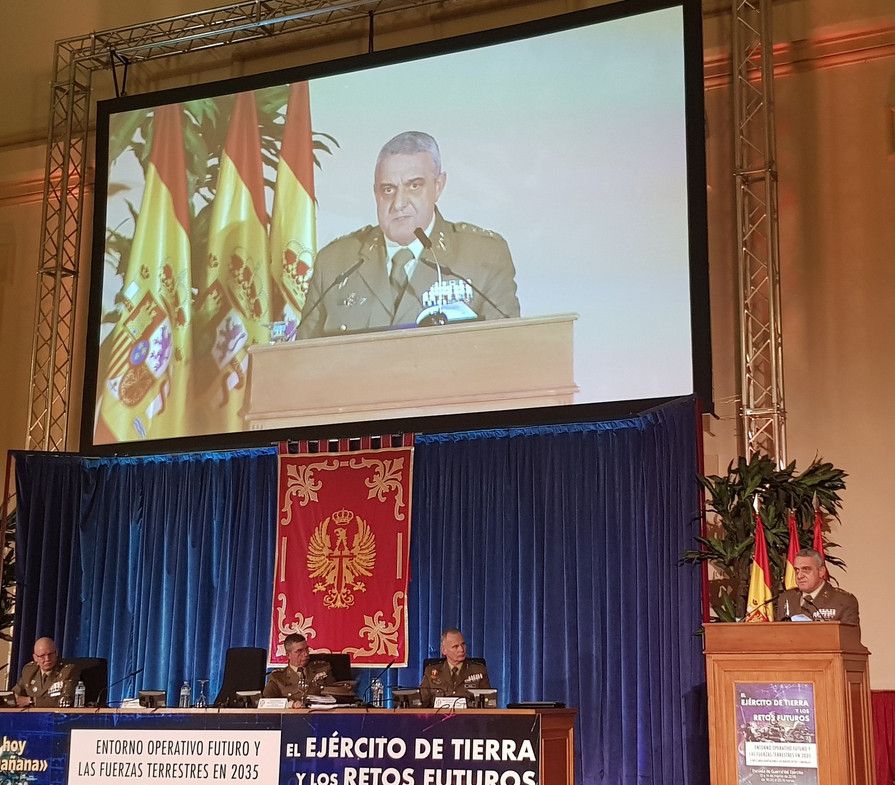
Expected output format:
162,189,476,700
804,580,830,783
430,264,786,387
307,508,376,609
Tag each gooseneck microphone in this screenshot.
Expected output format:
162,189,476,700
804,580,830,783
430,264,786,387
95,666,145,708
300,257,367,325
802,595,820,620
363,658,397,706
414,227,443,289
742,592,782,622
413,227,512,319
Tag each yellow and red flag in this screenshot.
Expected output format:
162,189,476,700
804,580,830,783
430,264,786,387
270,81,316,338
271,441,413,667
193,91,271,434
784,511,799,590
95,104,193,443
745,513,775,622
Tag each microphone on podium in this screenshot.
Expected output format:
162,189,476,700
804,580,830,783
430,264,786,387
300,258,367,326
413,227,509,323
742,592,782,622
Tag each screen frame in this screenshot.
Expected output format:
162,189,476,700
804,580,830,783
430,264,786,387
81,0,711,456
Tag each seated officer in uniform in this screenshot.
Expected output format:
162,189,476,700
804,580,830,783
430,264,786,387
263,633,335,706
297,131,520,339
12,637,80,708
419,627,490,707
777,548,860,625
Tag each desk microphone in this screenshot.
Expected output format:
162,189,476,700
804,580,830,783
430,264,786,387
413,228,512,320
363,659,397,706
300,258,367,326
96,666,144,708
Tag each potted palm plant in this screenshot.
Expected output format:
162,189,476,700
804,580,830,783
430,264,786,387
682,453,847,622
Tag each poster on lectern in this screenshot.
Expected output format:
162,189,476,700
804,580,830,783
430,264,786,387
735,682,818,785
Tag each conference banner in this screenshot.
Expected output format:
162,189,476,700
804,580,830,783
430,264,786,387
0,710,540,785
271,444,413,666
735,682,818,785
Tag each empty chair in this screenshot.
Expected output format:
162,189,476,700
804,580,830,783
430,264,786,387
311,653,353,682
67,657,109,707
213,647,267,708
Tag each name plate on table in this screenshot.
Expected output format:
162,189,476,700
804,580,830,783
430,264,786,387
258,697,289,709
433,696,468,710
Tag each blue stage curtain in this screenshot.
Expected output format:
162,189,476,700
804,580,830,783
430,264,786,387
407,398,707,785
12,448,278,705
11,398,707,783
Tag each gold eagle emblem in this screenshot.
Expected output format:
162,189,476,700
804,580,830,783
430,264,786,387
307,509,376,609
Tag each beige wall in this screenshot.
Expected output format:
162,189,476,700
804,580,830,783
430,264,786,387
1,0,893,686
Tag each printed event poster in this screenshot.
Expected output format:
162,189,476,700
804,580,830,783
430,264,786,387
0,709,540,785
735,682,818,785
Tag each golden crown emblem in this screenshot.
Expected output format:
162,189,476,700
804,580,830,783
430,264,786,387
331,508,353,526
307,510,376,609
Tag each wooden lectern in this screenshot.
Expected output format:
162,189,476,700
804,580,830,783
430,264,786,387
243,314,578,429
704,622,875,785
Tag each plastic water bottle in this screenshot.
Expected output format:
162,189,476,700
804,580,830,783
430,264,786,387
179,681,191,708
74,681,86,708
371,678,384,708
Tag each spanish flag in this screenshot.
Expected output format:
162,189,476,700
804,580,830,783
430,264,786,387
95,104,193,443
745,513,774,622
270,81,316,336
812,505,827,578
193,91,271,434
784,511,799,590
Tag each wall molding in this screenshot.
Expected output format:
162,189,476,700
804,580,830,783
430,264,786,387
705,22,895,89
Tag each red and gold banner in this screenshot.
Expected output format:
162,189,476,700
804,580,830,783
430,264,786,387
270,444,413,667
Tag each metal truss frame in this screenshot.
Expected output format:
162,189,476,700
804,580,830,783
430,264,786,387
731,0,786,465
25,0,444,452
26,0,789,463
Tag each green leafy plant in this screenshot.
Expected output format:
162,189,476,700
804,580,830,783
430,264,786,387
681,454,847,622
103,87,339,324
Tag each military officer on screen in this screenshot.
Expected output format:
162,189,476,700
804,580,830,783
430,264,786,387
777,548,860,625
419,627,491,707
263,633,335,706
12,637,80,708
296,131,520,338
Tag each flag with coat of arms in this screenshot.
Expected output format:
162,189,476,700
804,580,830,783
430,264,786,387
193,91,272,435
95,103,193,443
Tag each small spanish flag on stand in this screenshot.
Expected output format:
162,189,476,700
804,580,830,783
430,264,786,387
745,511,774,622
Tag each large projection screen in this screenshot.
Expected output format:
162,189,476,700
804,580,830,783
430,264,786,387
83,0,710,452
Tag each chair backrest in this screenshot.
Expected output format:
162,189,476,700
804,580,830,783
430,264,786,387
422,657,487,673
67,657,109,707
311,653,352,682
213,647,267,707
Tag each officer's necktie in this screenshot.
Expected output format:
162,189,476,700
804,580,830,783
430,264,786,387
390,248,414,310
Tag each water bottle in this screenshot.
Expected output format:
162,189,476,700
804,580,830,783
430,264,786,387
74,680,86,708
370,677,384,708
179,681,191,708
